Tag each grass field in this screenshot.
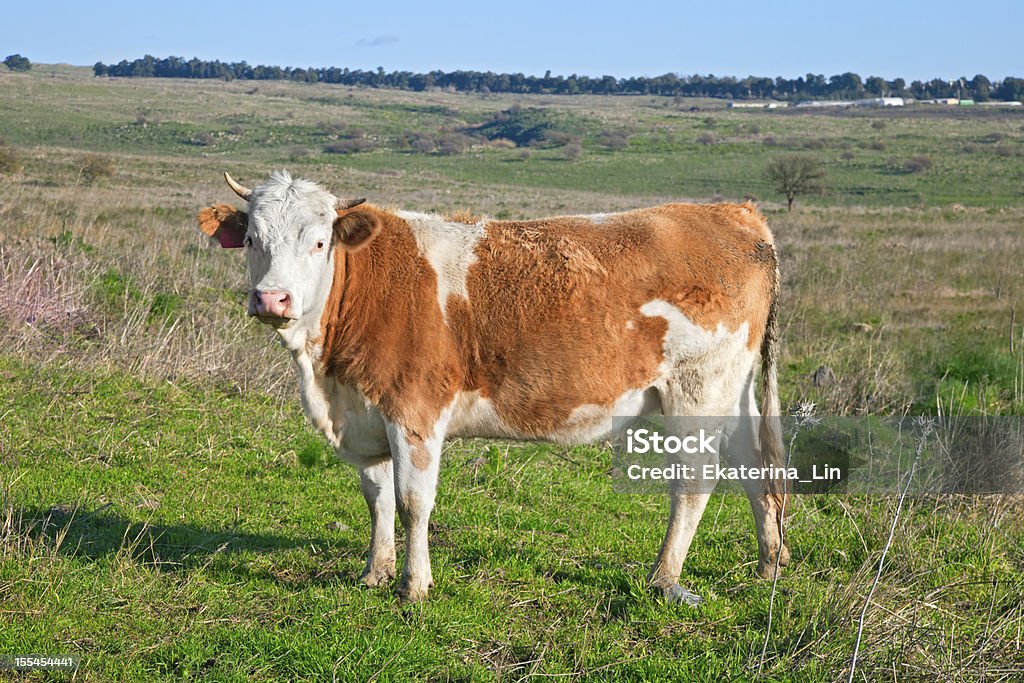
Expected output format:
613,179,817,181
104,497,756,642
1,66,1023,681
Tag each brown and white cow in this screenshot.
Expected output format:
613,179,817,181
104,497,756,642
198,171,789,603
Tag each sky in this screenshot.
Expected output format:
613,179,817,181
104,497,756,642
2,0,1020,82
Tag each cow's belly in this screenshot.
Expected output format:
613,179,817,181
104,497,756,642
446,385,662,445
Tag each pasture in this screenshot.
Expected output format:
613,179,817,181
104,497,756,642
1,65,1023,681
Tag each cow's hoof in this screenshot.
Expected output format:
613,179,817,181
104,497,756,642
359,565,396,588
661,583,704,606
757,544,791,579
395,582,430,604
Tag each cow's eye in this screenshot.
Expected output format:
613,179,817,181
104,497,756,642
313,240,326,253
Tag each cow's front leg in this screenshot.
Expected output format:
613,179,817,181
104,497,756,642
386,419,446,603
358,457,396,587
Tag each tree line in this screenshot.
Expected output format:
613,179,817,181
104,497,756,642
92,55,1024,102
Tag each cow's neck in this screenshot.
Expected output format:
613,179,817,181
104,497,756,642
317,210,463,431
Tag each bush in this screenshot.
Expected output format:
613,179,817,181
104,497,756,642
323,138,374,154
871,120,887,130
904,155,934,173
543,130,574,147
80,155,115,184
188,131,215,147
563,142,582,161
596,130,630,151
696,132,717,145
436,132,473,156
0,147,22,174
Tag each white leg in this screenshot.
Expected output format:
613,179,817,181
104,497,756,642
357,457,396,587
648,415,719,605
386,416,448,603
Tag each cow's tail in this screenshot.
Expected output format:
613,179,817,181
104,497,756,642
758,246,787,513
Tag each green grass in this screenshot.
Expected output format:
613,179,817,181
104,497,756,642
2,70,1023,207
1,66,1023,681
3,358,1023,680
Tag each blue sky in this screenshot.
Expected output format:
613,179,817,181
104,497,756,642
2,1,1019,81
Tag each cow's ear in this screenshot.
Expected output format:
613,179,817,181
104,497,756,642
198,204,247,249
334,205,381,252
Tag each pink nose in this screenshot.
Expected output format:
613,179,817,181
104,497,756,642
254,290,292,318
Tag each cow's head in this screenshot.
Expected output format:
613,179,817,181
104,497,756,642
198,171,380,337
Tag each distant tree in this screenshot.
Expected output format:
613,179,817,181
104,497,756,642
970,74,991,101
865,76,887,96
764,155,826,211
3,54,31,72
994,77,1024,102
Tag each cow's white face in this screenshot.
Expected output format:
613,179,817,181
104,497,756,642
243,180,338,327
198,171,379,344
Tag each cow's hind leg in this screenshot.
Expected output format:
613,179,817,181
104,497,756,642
358,457,397,587
647,415,719,606
726,375,790,578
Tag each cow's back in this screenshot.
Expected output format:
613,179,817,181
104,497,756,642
444,202,776,439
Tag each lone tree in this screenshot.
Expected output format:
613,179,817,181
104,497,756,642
3,54,31,72
765,155,826,211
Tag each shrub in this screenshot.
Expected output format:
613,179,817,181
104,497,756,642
436,133,473,156
80,155,115,184
696,132,717,145
323,138,374,154
904,155,933,173
563,142,582,161
288,146,312,162
0,146,22,174
543,130,574,147
871,120,887,130
189,131,215,147
596,130,630,151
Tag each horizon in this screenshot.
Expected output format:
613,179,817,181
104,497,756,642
3,1,1021,84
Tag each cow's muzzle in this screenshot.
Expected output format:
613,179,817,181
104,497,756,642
251,289,297,324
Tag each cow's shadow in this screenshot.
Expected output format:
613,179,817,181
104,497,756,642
10,504,367,587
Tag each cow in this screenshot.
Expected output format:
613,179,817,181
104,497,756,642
198,171,789,604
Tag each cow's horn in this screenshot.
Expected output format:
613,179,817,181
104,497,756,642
337,197,366,210
224,172,252,201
